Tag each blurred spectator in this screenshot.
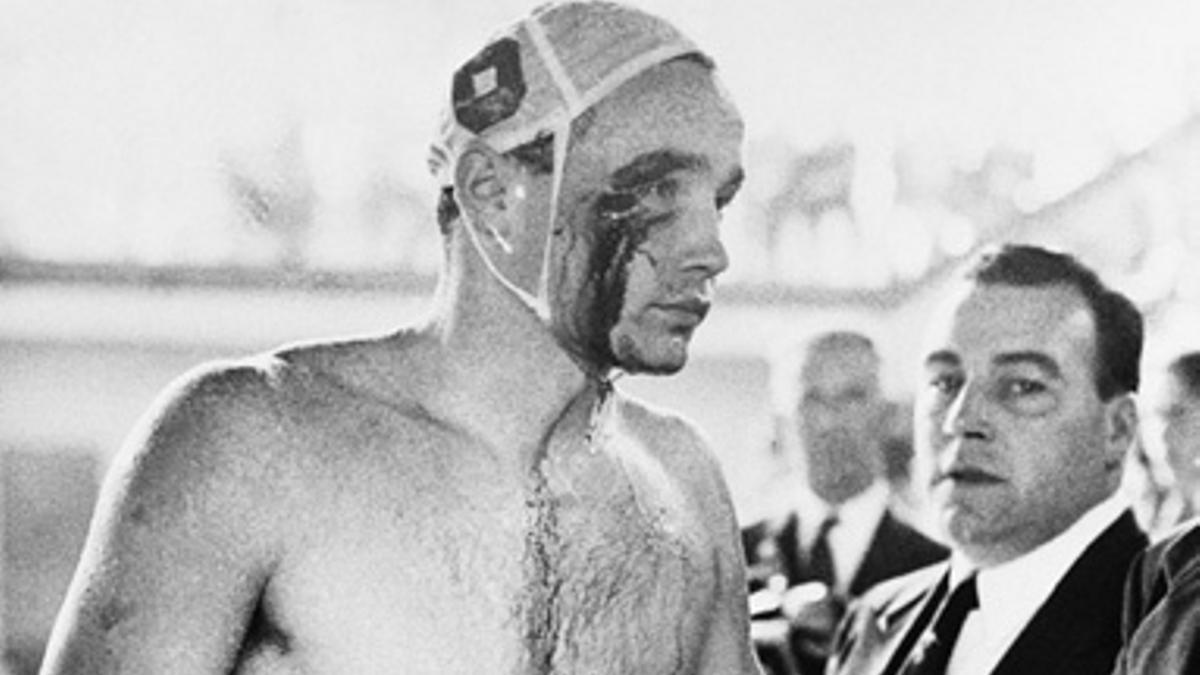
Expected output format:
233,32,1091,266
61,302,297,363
741,330,947,675
1117,353,1200,673
1123,434,1175,539
1139,351,1200,535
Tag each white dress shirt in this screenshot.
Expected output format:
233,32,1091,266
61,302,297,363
944,493,1130,675
793,480,890,594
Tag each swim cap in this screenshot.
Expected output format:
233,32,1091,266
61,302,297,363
428,0,705,187
427,1,709,328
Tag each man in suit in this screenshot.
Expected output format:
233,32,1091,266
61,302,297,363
1111,353,1200,674
742,331,947,674
1113,518,1200,675
827,243,1148,675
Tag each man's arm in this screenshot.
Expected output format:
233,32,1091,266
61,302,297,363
41,362,284,675
700,491,765,675
678,427,763,675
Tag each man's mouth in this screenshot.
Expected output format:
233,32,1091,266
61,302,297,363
937,466,1003,486
654,298,711,325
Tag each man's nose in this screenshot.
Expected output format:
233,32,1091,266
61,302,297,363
681,202,729,277
941,380,991,441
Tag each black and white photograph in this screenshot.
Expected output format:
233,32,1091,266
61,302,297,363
2,1,1199,673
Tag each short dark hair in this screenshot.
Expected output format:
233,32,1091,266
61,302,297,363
1168,352,1200,398
967,243,1143,400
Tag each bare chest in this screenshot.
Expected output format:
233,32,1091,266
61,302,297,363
254,431,718,674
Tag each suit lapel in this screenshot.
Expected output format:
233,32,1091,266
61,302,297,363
875,565,951,675
849,512,890,595
990,511,1147,675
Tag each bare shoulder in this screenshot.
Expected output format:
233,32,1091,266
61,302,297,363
614,393,733,515
40,354,305,673
616,394,722,473
112,334,429,491
102,353,298,537
612,394,760,674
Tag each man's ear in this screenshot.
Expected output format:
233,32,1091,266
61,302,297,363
453,140,520,252
1102,393,1139,471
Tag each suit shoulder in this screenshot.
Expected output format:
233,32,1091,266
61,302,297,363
1126,519,1200,620
741,517,775,541
1117,521,1200,675
858,562,944,613
879,511,949,560
739,516,782,562
1152,518,1200,579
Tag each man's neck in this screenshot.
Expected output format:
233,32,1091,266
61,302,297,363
425,258,601,472
953,491,1127,572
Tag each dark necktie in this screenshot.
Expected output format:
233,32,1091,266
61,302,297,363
897,574,979,675
809,513,838,588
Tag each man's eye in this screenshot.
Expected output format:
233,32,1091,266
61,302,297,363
597,178,679,222
596,191,640,220
928,373,963,397
638,177,679,205
1002,378,1047,398
996,376,1057,416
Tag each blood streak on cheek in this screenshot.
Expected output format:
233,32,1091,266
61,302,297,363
579,215,654,371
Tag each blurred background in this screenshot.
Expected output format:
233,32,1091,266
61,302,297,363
2,0,1199,671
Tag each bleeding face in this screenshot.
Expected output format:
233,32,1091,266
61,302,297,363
915,283,1129,566
548,59,745,375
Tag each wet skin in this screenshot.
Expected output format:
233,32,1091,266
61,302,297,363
546,61,744,378
39,58,756,675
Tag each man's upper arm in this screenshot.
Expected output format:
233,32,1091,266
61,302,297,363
41,362,285,675
671,424,762,675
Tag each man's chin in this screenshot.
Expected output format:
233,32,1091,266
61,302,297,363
610,333,692,375
615,347,688,375
626,359,687,376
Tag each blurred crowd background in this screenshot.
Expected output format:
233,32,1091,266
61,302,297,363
1,0,1199,672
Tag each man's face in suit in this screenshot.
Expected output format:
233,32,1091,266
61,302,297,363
915,283,1133,566
797,337,887,504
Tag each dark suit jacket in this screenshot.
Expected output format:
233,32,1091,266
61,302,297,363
1113,518,1200,675
742,509,948,597
742,509,947,675
827,510,1147,675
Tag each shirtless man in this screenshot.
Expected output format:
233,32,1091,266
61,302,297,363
40,2,757,674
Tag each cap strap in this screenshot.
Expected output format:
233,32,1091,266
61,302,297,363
575,42,696,115
523,14,583,115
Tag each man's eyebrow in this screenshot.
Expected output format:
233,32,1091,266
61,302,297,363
609,150,708,191
924,350,961,368
994,351,1063,379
